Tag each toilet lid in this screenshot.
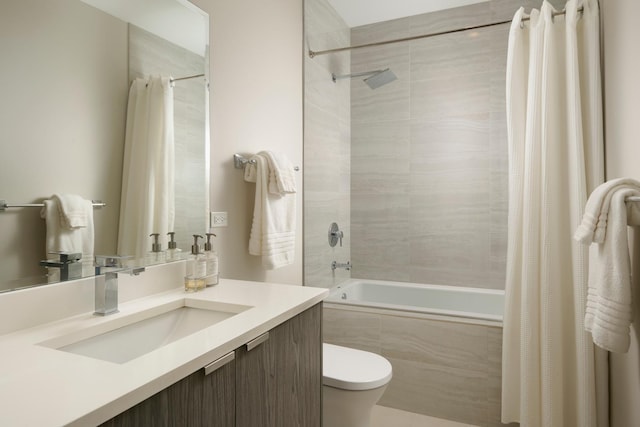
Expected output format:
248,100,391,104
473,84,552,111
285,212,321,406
323,343,392,391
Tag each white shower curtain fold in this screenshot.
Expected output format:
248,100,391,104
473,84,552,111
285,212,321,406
502,1,604,426
118,76,175,260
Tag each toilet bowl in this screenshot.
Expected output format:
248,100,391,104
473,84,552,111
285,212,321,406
323,343,393,427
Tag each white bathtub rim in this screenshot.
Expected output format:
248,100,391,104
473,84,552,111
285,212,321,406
331,278,504,296
324,278,504,325
323,301,503,327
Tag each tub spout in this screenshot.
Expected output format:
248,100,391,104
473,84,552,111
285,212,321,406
331,261,351,271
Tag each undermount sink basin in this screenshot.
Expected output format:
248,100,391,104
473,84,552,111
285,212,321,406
40,299,251,364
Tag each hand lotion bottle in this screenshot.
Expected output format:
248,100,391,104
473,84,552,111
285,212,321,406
204,233,219,286
166,232,182,261
147,233,165,265
184,235,206,292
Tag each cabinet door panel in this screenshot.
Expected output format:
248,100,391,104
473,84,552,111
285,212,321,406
202,356,236,426
235,335,273,426
236,303,322,427
102,358,235,427
271,303,322,427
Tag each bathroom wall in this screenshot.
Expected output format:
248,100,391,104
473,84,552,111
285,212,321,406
128,25,208,251
349,1,511,289
601,0,640,425
0,0,127,286
303,0,352,288
302,1,572,291
190,0,304,285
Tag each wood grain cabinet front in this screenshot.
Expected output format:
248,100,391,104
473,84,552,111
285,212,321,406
102,303,322,427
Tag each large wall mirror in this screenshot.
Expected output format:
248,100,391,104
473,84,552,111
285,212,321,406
0,0,209,292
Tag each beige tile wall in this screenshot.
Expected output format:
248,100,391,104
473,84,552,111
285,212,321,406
347,0,572,289
349,1,514,290
304,0,352,288
324,306,515,427
304,0,569,290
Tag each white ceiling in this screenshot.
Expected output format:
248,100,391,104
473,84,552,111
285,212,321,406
81,0,207,56
327,0,490,27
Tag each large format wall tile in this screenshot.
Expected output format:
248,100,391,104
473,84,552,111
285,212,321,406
350,0,512,290
304,0,351,288
407,2,493,36
381,316,489,372
380,357,489,425
323,308,382,353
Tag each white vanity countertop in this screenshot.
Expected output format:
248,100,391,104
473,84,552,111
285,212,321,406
0,279,328,426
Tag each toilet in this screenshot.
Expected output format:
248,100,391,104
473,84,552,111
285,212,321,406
323,343,393,427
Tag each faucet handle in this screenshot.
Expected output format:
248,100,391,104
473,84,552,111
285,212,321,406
95,255,132,268
328,222,345,247
47,252,82,263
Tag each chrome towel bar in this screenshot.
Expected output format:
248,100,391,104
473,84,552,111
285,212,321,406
233,153,299,171
0,200,106,211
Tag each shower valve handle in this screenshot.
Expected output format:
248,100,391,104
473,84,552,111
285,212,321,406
328,222,344,247
334,230,344,247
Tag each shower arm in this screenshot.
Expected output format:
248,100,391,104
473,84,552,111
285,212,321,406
331,70,385,83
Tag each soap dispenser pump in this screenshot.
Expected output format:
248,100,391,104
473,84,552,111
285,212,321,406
204,233,219,286
184,234,206,292
147,233,165,265
166,232,182,261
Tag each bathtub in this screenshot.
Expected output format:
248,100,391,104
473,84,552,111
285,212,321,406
324,278,504,322
322,278,505,425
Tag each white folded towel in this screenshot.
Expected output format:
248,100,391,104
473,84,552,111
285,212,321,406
53,194,90,229
245,154,296,269
260,151,297,195
41,195,95,279
574,177,640,244
582,188,640,352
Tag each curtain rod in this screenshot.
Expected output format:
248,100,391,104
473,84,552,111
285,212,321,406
308,6,583,58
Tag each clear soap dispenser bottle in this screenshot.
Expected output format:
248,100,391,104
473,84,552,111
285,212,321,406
184,234,206,292
147,233,165,265
166,232,182,261
204,233,219,286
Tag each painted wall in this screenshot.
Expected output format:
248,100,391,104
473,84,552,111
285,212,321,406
0,0,127,287
304,0,352,288
601,0,640,425
190,0,304,285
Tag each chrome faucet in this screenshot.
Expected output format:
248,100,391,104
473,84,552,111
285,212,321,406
94,255,145,316
40,252,82,281
331,261,351,271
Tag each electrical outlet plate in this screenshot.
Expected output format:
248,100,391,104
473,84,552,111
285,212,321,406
210,211,228,227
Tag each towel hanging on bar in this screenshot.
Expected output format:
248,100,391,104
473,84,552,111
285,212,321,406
233,153,300,171
0,200,106,211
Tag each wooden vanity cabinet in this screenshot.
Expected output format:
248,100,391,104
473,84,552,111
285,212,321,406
236,302,322,427
101,352,236,427
102,303,322,427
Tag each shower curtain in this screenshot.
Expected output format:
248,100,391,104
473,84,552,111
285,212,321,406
118,76,175,259
502,1,605,426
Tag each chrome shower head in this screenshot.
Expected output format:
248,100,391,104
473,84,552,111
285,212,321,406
331,68,397,89
363,68,397,89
